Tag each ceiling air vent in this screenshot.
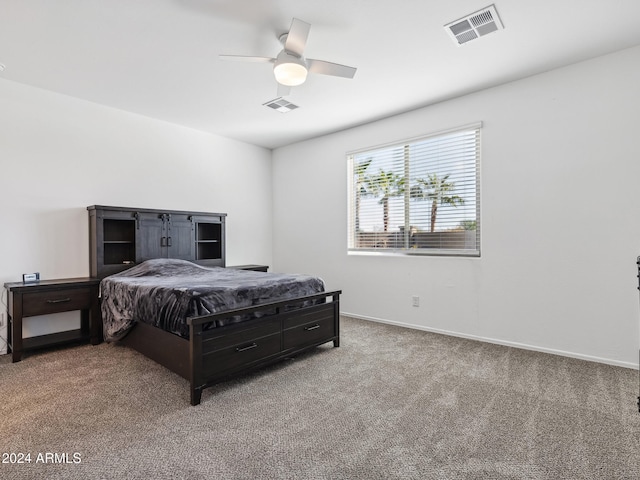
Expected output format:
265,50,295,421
445,4,504,46
263,97,299,113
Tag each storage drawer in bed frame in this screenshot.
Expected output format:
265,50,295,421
282,304,336,350
202,317,282,377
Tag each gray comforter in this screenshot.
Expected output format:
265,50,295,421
100,259,325,341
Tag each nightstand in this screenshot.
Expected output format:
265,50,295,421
4,278,101,362
227,265,269,272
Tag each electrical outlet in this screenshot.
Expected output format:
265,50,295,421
412,296,420,307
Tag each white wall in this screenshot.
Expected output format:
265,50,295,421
0,80,272,351
272,45,640,368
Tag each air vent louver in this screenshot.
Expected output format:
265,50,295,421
263,97,299,113
445,4,503,45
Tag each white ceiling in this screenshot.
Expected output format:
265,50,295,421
2,0,640,149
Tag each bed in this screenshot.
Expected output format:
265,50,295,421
89,205,341,405
100,259,341,405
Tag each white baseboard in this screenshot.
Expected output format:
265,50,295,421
342,311,639,370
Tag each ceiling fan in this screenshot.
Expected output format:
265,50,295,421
219,18,357,96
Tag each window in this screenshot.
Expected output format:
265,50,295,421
348,123,481,256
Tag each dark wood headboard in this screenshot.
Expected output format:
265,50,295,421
88,205,227,278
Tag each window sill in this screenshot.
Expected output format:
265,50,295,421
348,249,480,258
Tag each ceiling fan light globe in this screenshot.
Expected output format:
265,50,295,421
274,61,307,86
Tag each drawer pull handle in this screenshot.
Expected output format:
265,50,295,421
236,343,258,352
46,298,71,304
304,324,320,331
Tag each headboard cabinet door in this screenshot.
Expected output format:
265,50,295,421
136,212,166,262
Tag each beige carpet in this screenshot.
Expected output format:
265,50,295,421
0,316,639,479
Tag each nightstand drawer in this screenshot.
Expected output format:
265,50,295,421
22,288,92,316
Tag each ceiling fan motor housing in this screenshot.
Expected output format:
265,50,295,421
273,50,308,86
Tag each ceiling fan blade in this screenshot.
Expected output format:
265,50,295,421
307,59,357,79
277,83,292,97
219,55,275,63
284,18,311,56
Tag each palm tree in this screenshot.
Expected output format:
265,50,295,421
353,158,372,233
365,169,405,232
414,173,464,232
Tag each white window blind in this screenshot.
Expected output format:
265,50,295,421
348,123,481,256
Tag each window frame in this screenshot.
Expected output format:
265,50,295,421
347,122,481,257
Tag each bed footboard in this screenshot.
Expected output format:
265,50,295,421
188,290,341,405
